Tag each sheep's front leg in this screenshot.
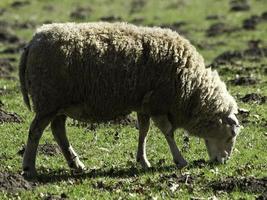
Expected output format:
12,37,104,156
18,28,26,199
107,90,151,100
136,113,151,168
152,115,187,168
51,115,85,174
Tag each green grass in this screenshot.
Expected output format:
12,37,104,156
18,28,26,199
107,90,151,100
0,0,267,199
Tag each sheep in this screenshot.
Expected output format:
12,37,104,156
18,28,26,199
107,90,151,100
19,22,240,178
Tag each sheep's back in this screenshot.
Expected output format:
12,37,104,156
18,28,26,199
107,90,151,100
28,23,193,121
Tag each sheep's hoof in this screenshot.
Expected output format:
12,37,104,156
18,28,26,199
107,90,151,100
137,158,151,169
71,167,86,175
69,159,86,175
22,168,37,179
175,159,188,169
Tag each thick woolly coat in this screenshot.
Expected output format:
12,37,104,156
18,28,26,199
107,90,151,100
19,22,237,136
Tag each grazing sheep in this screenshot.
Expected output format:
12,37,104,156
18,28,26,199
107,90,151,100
19,22,240,177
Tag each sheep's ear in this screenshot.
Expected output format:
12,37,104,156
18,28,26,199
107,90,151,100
225,114,240,136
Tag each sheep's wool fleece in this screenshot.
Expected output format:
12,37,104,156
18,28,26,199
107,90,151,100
26,22,237,128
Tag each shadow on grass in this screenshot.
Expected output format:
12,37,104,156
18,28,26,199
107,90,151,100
34,159,211,184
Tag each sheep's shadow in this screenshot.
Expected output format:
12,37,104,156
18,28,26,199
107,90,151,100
34,159,210,184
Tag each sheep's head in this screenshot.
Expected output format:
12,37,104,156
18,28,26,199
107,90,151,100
202,113,240,164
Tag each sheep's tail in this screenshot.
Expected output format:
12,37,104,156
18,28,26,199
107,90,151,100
19,45,31,111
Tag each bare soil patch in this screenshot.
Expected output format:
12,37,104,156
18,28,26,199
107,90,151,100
0,8,6,16
39,143,60,156
230,0,250,12
206,15,224,20
70,6,92,20
229,76,258,86
210,46,267,66
206,22,239,37
130,0,146,14
42,4,54,11
10,1,30,8
99,15,123,22
240,93,266,104
262,11,267,20
196,41,225,50
0,108,22,123
0,171,33,192
243,11,267,30
14,20,37,29
18,143,60,157
210,177,267,194
0,58,15,79
0,28,20,44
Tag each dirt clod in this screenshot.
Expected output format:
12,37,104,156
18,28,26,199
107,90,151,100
206,15,223,20
210,177,267,194
0,109,22,123
0,171,33,192
243,15,261,30
14,20,37,29
39,143,60,156
211,51,242,66
1,46,20,54
0,28,20,44
248,40,262,49
42,5,54,11
211,45,267,66
10,1,30,8
230,0,250,12
18,143,60,157
229,76,257,86
70,6,92,20
130,0,146,14
0,8,6,16
0,58,15,79
262,11,267,20
99,15,122,22
196,41,225,50
240,93,266,104
206,22,238,37
242,11,267,30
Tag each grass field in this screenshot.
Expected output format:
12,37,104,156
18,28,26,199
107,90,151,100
0,0,266,199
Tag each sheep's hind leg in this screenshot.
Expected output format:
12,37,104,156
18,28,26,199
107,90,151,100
152,115,187,168
136,113,151,168
51,115,85,174
23,114,52,178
